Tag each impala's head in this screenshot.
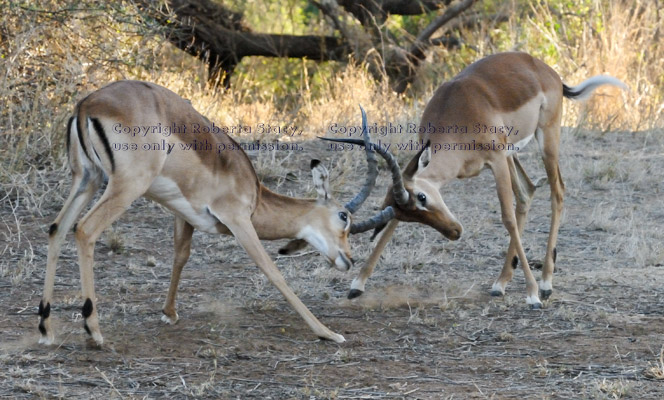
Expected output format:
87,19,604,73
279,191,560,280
278,159,354,271
374,142,463,241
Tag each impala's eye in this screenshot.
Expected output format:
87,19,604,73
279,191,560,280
338,212,348,223
417,192,427,205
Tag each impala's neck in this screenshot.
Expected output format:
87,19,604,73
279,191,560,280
252,185,317,240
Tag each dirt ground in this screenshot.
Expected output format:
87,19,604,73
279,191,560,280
1,128,664,399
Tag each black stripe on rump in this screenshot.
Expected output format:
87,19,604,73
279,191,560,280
66,116,74,158
90,118,116,173
76,113,92,162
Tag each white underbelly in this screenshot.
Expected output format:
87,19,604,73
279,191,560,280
146,176,219,233
506,134,534,156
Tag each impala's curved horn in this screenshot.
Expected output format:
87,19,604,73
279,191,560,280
341,106,377,214
349,206,395,234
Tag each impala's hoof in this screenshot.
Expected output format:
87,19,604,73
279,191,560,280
540,289,553,300
90,331,104,346
526,294,543,310
490,282,505,297
161,311,179,325
347,289,364,299
38,335,54,346
319,333,346,344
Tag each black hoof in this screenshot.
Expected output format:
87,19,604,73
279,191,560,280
490,290,504,297
540,289,553,300
530,302,542,310
347,289,364,299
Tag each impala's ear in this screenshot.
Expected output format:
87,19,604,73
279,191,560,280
278,239,309,255
403,141,431,179
418,141,431,170
310,159,330,200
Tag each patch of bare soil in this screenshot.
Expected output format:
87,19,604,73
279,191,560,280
2,129,664,399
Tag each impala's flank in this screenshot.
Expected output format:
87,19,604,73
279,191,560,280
39,82,391,346
348,52,627,307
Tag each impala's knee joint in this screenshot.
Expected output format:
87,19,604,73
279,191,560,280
502,218,517,233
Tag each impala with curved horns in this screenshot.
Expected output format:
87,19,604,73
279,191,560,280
341,52,627,308
38,81,394,346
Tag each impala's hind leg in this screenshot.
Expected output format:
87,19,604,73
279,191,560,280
40,170,101,344
538,124,565,300
73,180,147,345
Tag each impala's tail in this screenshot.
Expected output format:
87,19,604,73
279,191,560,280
563,75,628,101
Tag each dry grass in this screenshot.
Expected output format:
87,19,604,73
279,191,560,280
645,347,664,380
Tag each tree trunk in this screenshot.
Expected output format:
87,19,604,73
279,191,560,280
137,0,349,88
135,0,478,91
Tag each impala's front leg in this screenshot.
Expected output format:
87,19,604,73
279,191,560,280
348,219,399,299
491,157,542,309
162,217,194,324
226,214,345,343
491,155,536,298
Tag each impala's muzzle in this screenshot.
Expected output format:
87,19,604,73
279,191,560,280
442,224,462,241
333,252,353,271
378,187,463,241
394,205,462,240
